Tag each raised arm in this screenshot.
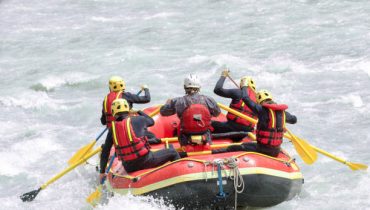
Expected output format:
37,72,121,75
124,88,151,104
241,86,263,114
214,76,242,100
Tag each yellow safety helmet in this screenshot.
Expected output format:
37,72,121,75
256,89,273,104
111,98,129,116
109,76,125,92
240,76,256,91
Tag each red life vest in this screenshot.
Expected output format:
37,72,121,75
103,91,122,128
226,87,257,128
180,104,212,134
111,118,150,162
256,103,288,147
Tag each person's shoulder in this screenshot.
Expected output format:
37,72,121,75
123,91,132,96
203,94,217,101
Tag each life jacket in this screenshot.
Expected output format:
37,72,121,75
111,118,150,162
180,104,212,134
226,87,257,128
103,91,122,128
179,104,212,147
256,103,288,147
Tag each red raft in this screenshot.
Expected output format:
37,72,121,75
105,106,303,209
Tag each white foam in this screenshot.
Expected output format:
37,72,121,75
143,12,179,20
0,92,68,110
0,137,61,176
96,194,176,210
300,94,364,108
35,72,99,91
91,16,119,22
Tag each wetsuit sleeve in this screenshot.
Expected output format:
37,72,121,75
285,111,297,124
124,90,151,104
137,110,155,127
241,87,263,114
213,76,242,100
160,99,177,116
100,101,107,125
206,96,221,117
100,129,113,174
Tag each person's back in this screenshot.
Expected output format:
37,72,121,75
101,76,125,128
241,89,297,157
100,76,151,128
99,99,180,179
160,74,220,150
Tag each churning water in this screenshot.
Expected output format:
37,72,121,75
1,0,369,209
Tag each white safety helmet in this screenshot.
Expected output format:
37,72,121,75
184,74,201,89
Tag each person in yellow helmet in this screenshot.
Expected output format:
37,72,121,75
100,99,180,182
100,76,151,128
213,87,297,157
212,70,258,141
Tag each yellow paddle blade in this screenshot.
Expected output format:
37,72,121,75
310,145,368,171
348,163,368,171
285,130,317,165
86,185,102,207
67,140,96,165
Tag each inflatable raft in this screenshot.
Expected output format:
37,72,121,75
104,106,303,209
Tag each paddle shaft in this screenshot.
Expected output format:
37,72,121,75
227,75,240,89
101,154,115,183
42,147,102,189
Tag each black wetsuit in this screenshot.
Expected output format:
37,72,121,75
212,76,253,139
100,111,180,173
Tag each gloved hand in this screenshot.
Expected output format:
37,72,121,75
221,69,230,77
240,77,249,88
141,84,148,90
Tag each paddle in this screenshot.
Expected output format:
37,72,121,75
226,74,366,168
67,90,144,165
68,128,108,165
160,132,251,144
20,147,103,202
217,102,318,165
285,133,367,171
86,154,116,206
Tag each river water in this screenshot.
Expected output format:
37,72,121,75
1,0,369,209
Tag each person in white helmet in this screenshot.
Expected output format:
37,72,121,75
160,74,221,154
